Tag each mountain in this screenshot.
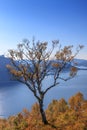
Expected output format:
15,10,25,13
73,59,87,70
49,59,87,72
0,55,87,85
0,55,10,81
0,55,18,86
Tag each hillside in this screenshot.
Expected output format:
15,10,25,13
0,92,87,130
0,55,11,82
0,55,18,85
73,59,87,70
0,55,87,85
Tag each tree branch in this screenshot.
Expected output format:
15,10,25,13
44,82,59,95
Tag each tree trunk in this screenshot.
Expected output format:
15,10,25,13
39,100,48,124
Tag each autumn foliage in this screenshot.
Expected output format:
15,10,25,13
0,92,87,130
6,39,83,124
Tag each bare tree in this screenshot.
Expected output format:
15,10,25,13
7,39,83,124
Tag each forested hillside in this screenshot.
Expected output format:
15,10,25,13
0,92,87,130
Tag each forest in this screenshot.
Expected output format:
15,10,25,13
0,92,87,130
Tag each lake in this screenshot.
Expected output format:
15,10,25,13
0,70,87,118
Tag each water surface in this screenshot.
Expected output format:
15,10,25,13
0,70,87,118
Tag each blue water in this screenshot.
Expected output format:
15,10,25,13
0,70,87,118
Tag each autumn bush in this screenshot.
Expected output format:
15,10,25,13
0,92,87,130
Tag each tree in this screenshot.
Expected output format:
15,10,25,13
68,92,84,111
7,38,83,124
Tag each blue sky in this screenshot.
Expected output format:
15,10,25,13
0,0,87,59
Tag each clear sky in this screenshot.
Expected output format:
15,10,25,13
0,0,87,59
